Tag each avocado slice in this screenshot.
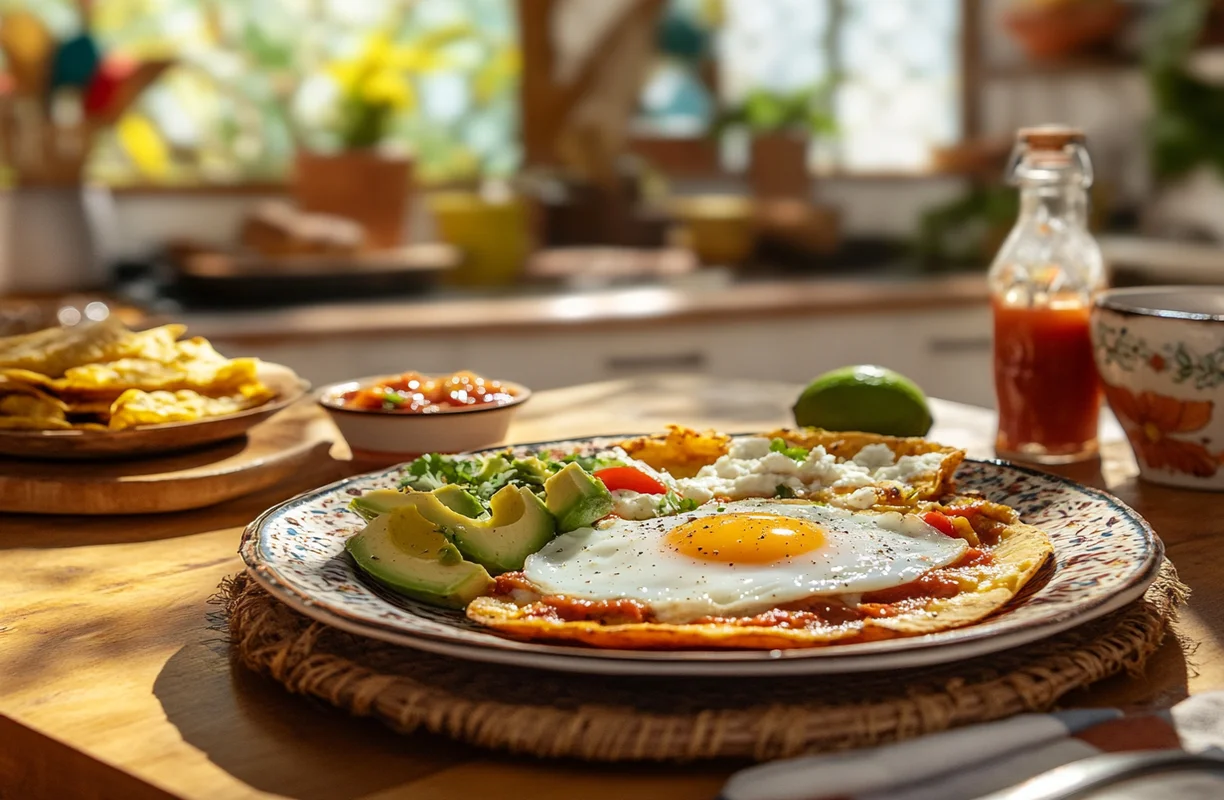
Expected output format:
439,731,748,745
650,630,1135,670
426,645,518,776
431,485,488,518
544,462,613,532
390,485,557,573
345,507,493,609
350,486,488,521
510,457,554,486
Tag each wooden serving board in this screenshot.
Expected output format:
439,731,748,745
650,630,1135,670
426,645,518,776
0,400,337,515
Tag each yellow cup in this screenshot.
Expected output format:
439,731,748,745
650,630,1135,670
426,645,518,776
429,191,531,287
670,195,757,266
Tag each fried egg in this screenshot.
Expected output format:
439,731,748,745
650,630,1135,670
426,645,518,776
520,499,968,623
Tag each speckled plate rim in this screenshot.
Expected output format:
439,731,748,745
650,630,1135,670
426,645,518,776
239,436,1164,676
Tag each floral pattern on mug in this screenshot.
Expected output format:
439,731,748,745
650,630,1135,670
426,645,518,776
1102,382,1218,477
1096,321,1224,390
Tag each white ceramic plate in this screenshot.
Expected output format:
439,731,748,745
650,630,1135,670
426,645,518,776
239,437,1164,676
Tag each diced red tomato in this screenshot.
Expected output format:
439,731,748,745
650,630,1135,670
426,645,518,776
922,510,958,537
594,466,667,495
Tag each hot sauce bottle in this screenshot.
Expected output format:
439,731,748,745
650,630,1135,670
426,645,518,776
989,126,1106,464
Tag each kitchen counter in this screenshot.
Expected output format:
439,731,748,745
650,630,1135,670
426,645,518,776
0,376,1203,800
169,270,997,407
176,271,989,344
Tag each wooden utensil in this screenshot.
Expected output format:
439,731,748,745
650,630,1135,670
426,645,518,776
88,57,171,124
49,32,101,90
0,10,55,96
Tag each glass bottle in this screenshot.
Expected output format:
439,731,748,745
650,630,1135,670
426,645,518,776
989,126,1106,464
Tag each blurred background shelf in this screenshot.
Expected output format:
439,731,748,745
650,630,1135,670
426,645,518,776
3,0,1224,411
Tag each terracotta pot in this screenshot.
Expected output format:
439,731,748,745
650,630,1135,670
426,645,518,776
293,150,412,249
748,133,811,201
1003,0,1130,61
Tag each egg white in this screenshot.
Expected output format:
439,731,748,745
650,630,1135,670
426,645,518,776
521,499,968,624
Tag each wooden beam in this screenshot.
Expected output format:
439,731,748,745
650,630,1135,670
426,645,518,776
961,0,982,141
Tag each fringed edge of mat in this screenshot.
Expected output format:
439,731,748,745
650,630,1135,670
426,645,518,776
216,563,1187,762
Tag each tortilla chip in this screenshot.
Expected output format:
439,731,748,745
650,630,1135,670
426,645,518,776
0,317,129,376
0,368,57,390
0,416,76,430
54,356,261,400
0,392,67,420
107,386,275,430
620,425,732,478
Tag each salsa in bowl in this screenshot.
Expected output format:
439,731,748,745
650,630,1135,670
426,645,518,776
319,370,530,456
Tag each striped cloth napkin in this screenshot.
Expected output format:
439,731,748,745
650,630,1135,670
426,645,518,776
722,693,1224,800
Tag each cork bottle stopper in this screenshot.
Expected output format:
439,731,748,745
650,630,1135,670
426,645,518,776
1017,126,1086,151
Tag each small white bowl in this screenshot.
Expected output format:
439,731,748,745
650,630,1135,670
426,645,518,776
318,375,531,458
1092,286,1224,490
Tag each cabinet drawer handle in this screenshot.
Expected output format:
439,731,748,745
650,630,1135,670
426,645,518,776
605,352,707,372
928,337,992,354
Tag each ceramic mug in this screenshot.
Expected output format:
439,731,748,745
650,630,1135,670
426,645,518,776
1092,286,1224,490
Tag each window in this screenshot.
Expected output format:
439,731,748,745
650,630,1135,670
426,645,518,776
634,0,964,174
3,0,961,185
3,0,520,186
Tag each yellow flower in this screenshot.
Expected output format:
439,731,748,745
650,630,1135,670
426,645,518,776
117,114,170,178
362,68,415,110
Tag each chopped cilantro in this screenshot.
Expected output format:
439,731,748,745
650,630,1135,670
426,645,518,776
399,453,466,492
658,490,700,516
559,452,626,472
770,438,810,461
381,390,407,406
775,484,796,499
399,450,583,506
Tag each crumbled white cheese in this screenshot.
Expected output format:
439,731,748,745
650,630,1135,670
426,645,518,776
831,469,875,489
598,436,947,518
872,452,945,483
728,436,772,460
678,483,715,505
609,490,660,520
757,451,801,475
797,446,845,483
842,487,879,509
852,443,897,469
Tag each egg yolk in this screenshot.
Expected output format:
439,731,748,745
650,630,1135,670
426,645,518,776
665,513,825,564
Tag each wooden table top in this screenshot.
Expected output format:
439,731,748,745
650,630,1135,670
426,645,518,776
0,376,1214,800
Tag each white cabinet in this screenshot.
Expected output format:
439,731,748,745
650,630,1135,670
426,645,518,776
212,304,996,408
451,306,995,407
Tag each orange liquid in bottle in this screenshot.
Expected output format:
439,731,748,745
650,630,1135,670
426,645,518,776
993,300,1101,461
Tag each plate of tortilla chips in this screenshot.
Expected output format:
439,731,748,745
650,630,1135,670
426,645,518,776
0,318,308,460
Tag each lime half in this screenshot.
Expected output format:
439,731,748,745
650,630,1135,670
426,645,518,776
793,365,933,437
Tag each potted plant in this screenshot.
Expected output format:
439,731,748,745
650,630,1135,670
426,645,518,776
1140,0,1224,241
713,84,836,200
294,29,467,249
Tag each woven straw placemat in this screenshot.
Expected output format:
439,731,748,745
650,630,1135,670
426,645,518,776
221,563,1186,762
